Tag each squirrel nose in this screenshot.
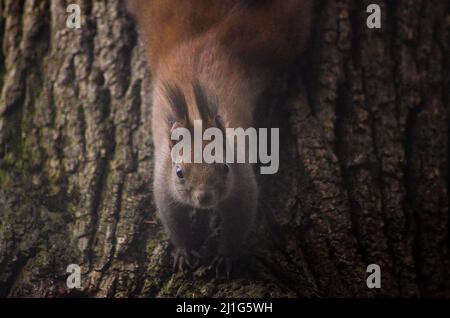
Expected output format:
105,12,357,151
193,190,213,207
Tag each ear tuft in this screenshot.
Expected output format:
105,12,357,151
215,115,226,132
193,81,217,123
162,82,188,122
169,121,184,149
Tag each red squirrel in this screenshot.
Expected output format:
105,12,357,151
126,0,312,277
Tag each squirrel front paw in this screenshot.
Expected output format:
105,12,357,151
209,254,233,279
171,247,201,272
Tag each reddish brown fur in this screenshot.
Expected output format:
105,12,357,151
127,0,312,70
126,0,313,273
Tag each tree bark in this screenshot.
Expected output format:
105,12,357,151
0,0,448,297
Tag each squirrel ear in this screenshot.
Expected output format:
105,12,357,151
169,121,185,149
193,82,212,122
215,115,227,156
193,81,219,125
215,115,225,132
162,82,188,122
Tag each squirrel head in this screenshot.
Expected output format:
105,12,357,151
157,81,234,209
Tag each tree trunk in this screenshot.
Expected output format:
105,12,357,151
0,0,448,297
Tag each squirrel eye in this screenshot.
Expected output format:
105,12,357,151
176,166,184,179
224,163,230,174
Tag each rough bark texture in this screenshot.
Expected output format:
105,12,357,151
0,0,448,297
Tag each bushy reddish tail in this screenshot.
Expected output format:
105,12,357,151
214,0,313,68
125,0,313,68
125,0,239,67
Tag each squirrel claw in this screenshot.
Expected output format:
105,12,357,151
172,248,200,272
209,255,233,279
